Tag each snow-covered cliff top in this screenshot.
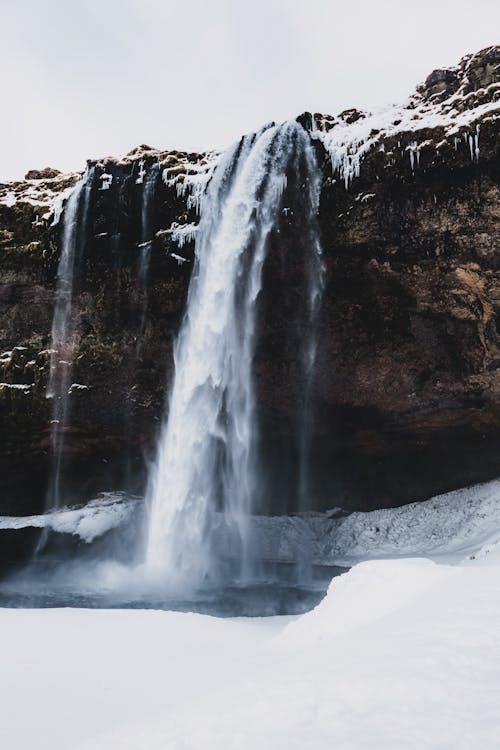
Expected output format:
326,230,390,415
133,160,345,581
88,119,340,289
310,44,500,186
1,45,498,219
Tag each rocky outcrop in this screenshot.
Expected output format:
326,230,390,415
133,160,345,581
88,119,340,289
0,150,215,513
0,46,499,515
24,168,62,181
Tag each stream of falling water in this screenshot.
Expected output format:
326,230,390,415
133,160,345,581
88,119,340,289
136,162,159,355
138,162,159,285
45,169,93,512
297,162,325,513
145,121,324,587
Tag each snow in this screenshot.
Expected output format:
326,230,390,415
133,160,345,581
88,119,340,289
2,478,499,564
0,173,81,223
0,494,136,543
0,382,31,392
135,159,146,184
167,220,198,247
170,252,188,265
99,173,113,190
248,479,500,567
1,482,500,748
313,87,499,188
68,383,89,393
2,190,16,207
326,479,500,564
0,483,500,747
281,557,454,644
1,549,500,749
162,151,219,213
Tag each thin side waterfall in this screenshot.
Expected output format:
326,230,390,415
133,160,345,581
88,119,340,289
45,170,93,512
294,144,325,580
121,162,160,486
136,163,159,354
145,121,324,587
138,163,159,285
297,156,325,511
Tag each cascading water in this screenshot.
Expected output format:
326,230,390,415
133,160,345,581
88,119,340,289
145,121,324,588
45,170,93,512
135,162,159,354
120,162,160,487
138,162,159,285
289,139,325,580
297,163,325,512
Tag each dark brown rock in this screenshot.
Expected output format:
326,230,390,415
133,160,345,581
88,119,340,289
24,167,62,180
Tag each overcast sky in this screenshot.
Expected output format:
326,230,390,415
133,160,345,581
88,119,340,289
1,0,498,181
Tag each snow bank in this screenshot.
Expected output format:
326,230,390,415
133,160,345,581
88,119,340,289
322,479,500,564
249,478,500,566
2,478,499,560
1,486,500,748
312,48,500,188
0,494,136,543
281,558,454,643
2,549,499,750
314,96,498,188
0,173,80,222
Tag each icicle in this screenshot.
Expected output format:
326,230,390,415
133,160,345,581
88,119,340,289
468,134,475,161
408,141,418,172
168,222,198,248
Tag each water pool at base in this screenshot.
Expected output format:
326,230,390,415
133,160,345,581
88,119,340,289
0,563,347,617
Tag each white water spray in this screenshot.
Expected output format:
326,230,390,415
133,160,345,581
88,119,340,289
146,122,323,586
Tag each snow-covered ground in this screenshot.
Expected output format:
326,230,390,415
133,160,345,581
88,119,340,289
1,549,499,749
1,480,500,748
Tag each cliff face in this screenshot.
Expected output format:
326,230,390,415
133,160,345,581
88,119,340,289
0,150,215,513
0,46,499,515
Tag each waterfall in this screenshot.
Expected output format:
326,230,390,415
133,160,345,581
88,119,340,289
297,155,325,512
138,163,159,285
45,170,93,511
135,162,159,356
145,121,324,586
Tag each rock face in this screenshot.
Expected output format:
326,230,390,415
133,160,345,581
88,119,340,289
0,46,499,515
24,168,62,181
0,149,214,514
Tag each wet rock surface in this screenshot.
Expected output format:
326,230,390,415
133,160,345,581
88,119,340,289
0,46,499,515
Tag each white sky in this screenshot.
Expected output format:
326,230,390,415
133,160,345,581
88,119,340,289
1,0,498,181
